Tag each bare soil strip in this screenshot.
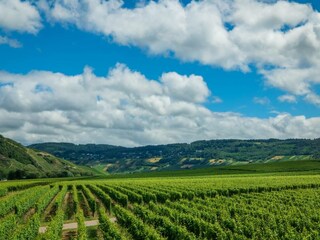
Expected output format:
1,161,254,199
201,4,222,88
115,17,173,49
39,218,116,233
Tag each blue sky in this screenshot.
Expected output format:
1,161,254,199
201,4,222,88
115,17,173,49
0,0,320,146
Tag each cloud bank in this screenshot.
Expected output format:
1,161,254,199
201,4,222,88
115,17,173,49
1,0,319,104
0,0,319,145
0,0,42,33
37,0,320,105
1,64,320,146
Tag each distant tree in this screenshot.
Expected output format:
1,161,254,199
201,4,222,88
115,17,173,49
8,170,26,179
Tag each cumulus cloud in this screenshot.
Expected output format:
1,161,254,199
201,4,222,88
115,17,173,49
0,0,42,33
1,64,320,146
161,72,210,103
38,0,320,105
0,36,22,48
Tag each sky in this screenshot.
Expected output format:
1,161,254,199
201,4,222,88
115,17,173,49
0,0,320,146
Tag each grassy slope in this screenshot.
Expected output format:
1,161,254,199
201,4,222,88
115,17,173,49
0,135,95,179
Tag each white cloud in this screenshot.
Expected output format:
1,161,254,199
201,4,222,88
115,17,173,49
39,0,244,69
278,94,297,103
305,93,320,105
0,0,42,33
38,0,320,105
0,36,22,48
161,72,210,103
1,65,320,146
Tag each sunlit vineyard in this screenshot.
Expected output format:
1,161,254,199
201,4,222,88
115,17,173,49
1,174,320,239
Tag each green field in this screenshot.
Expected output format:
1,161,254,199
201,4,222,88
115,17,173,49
1,165,320,240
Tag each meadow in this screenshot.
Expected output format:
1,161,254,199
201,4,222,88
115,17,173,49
1,169,320,240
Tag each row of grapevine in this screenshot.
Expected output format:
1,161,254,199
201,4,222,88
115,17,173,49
1,173,320,240
87,184,111,212
97,204,123,240
0,188,7,197
36,186,60,213
0,186,47,217
109,185,143,204
113,204,164,240
0,214,15,239
140,185,183,201
132,203,196,240
15,186,49,217
157,189,320,239
148,201,227,239
114,175,320,203
134,185,171,203
73,185,87,240
164,199,217,224
78,185,96,214
11,213,40,240
0,181,51,199
122,185,157,203
39,185,67,240
162,185,195,200
76,209,86,240
2,185,61,240
72,185,80,212
98,185,128,207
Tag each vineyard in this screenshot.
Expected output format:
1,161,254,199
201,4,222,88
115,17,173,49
1,174,320,239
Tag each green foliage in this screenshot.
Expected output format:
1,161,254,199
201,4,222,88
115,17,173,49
41,209,64,240
112,185,143,204
87,184,111,212
72,185,79,212
53,185,68,209
6,181,50,191
113,204,163,240
40,186,67,240
72,185,87,240
0,191,24,217
0,214,16,239
98,185,128,207
15,186,48,216
133,204,196,240
79,185,96,213
148,201,224,239
123,186,157,203
12,213,40,240
0,188,7,197
76,208,87,240
98,204,123,240
3,170,320,239
36,186,60,213
15,187,48,216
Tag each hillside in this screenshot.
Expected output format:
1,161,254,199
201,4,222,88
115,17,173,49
0,135,94,179
30,138,320,174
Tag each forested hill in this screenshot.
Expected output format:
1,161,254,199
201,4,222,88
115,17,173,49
30,139,320,174
0,135,94,179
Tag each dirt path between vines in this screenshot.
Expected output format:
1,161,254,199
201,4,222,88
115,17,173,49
39,218,117,233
